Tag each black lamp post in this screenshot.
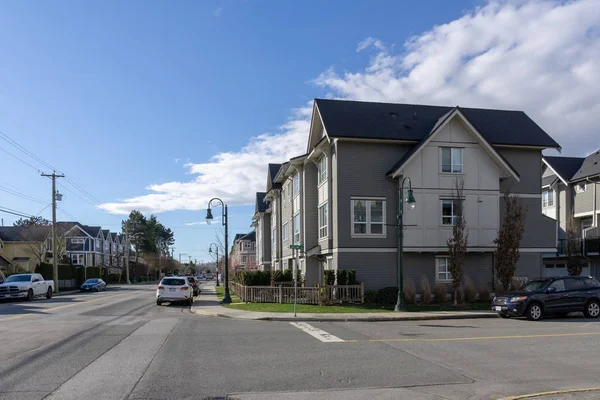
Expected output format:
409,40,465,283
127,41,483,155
395,176,416,312
206,198,231,304
209,243,220,287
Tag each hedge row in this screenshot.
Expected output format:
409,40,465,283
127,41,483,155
233,269,295,286
35,263,111,285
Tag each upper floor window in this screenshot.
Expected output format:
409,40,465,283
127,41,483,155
242,241,252,250
317,156,327,185
351,199,385,235
319,204,328,239
575,183,587,193
273,228,277,247
71,238,84,244
542,190,554,208
95,239,100,248
441,199,462,225
293,174,299,196
287,182,292,203
441,147,463,173
71,254,85,265
293,214,300,243
282,222,289,242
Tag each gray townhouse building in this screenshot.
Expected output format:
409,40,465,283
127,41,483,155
254,98,561,291
541,151,600,276
230,231,257,269
64,223,128,271
251,192,271,270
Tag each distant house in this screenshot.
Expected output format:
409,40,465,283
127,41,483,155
0,225,52,272
230,231,257,270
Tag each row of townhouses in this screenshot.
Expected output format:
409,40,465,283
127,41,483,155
0,222,130,273
229,231,257,270
249,98,600,291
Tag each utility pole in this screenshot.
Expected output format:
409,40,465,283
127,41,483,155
41,171,65,293
125,228,130,284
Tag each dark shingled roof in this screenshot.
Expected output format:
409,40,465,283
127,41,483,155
240,231,256,242
274,162,290,183
571,150,600,182
102,230,110,240
82,225,101,237
255,192,268,213
267,163,282,192
542,175,558,187
543,156,585,182
233,233,246,242
315,99,560,148
0,226,51,242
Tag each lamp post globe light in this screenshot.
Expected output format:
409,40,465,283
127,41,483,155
208,243,220,287
395,176,416,312
206,198,231,304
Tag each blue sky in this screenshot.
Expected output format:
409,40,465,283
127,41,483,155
1,0,598,262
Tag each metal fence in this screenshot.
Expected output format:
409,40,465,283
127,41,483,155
229,282,364,304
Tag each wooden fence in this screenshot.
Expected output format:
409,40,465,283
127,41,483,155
229,282,364,304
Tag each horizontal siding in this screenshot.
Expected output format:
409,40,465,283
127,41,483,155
513,252,543,279
499,197,556,248
574,186,594,215
303,163,318,250
497,148,542,194
337,252,396,291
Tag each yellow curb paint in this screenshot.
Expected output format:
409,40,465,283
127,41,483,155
0,293,128,321
498,387,600,400
344,331,600,343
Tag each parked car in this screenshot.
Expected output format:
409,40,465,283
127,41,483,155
80,278,107,292
492,276,600,321
156,277,194,306
186,276,200,296
205,273,213,280
0,273,54,301
197,273,204,280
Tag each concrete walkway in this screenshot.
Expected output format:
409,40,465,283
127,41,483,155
191,284,497,322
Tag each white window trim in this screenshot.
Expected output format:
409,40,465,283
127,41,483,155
71,238,85,244
272,228,277,246
441,199,462,226
350,197,386,237
317,156,327,186
241,255,248,264
318,203,328,239
542,190,554,208
436,257,452,282
282,222,289,242
575,183,587,193
293,174,300,198
293,214,300,244
441,147,464,174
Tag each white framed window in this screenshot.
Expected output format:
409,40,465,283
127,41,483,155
71,254,85,265
317,156,327,185
441,199,461,225
282,222,289,242
293,174,299,197
441,147,463,173
542,190,554,208
318,204,328,239
436,257,451,282
293,214,300,243
242,241,252,250
95,239,100,248
241,255,248,264
250,255,255,264
575,183,587,193
272,228,277,247
286,182,292,203
71,238,84,244
351,199,385,235
326,257,333,271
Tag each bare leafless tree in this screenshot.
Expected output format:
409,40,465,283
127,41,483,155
566,215,582,276
494,192,527,291
446,178,469,306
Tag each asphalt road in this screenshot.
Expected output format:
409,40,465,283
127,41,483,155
1,282,600,400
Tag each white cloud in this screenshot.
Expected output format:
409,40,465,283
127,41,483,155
185,218,220,226
100,0,600,215
174,158,180,164
213,7,223,17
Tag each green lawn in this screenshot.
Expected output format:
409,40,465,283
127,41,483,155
214,285,243,304
222,301,491,313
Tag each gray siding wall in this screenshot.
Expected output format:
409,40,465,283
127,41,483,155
326,144,334,252
499,197,556,248
558,184,568,239
335,141,410,249
337,252,396,291
574,184,595,215
303,162,318,251
513,252,543,279
281,180,293,258
498,148,542,194
262,214,271,263
596,183,600,210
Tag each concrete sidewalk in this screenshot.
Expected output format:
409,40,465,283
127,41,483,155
191,284,498,322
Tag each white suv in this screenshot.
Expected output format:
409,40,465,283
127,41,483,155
156,277,194,306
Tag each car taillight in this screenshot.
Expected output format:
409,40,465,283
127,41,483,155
157,286,165,290
180,286,189,291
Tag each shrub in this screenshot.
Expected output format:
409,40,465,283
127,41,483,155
433,283,447,304
365,290,378,304
270,270,282,285
281,269,293,282
347,269,357,285
376,286,398,305
451,286,464,304
403,279,416,304
336,270,348,286
494,281,505,294
478,287,490,302
463,277,477,303
510,278,523,291
323,270,335,286
420,276,431,305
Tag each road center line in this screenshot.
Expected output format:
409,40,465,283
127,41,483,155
343,331,600,343
289,322,345,343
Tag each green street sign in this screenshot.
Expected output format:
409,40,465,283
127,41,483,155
289,244,304,250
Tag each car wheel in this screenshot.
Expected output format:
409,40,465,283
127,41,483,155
27,289,34,301
498,312,511,319
156,300,161,306
584,300,600,318
96,287,100,292
188,297,193,306
46,288,53,299
525,303,543,321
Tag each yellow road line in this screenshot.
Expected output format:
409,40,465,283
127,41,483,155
344,331,600,343
498,387,600,400
0,293,128,321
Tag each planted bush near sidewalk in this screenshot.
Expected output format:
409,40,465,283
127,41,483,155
336,270,348,285
347,269,357,285
376,286,398,305
403,279,416,304
479,287,490,302
463,277,477,303
323,270,335,285
420,276,431,305
433,283,447,304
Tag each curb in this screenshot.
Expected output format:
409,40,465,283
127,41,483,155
190,306,498,322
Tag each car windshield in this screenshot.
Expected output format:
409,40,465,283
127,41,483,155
187,278,195,282
161,278,185,286
5,275,32,283
521,280,551,292
84,279,99,284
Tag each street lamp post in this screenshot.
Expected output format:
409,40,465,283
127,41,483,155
206,198,231,304
395,176,417,312
209,243,220,287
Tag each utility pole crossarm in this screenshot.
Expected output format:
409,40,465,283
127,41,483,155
41,171,65,293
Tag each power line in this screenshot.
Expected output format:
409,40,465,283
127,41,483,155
0,206,34,218
35,204,52,216
63,177,104,205
57,205,79,221
0,184,48,205
0,146,42,173
56,182,98,207
0,130,59,172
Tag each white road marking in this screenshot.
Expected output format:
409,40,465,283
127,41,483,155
289,322,344,343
